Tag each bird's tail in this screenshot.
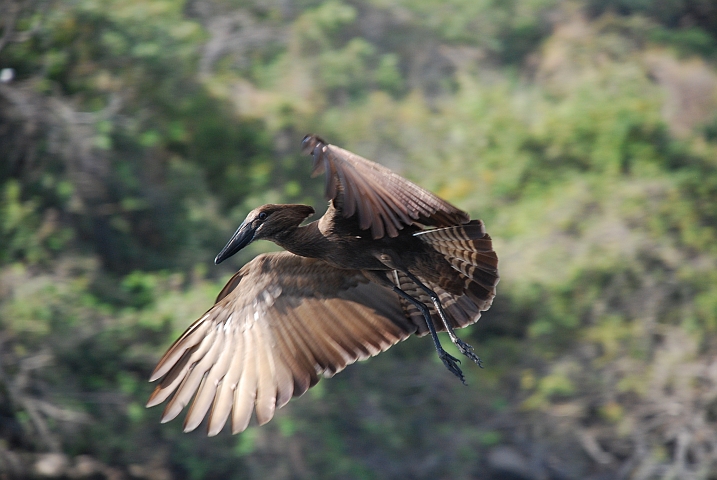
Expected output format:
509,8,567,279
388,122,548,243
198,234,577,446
396,220,499,334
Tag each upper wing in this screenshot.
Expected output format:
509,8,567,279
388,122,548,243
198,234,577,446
302,134,470,239
146,252,418,436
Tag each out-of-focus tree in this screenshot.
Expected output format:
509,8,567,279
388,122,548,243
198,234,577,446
2,0,717,478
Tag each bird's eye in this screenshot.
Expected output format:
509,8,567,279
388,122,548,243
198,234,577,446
258,212,268,221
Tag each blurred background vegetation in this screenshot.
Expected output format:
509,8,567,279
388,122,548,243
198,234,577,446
1,0,717,478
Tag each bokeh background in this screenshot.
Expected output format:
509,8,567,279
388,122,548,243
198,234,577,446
2,0,717,478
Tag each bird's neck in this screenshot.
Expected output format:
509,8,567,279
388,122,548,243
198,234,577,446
272,221,330,260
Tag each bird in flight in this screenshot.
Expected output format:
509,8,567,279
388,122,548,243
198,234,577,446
147,135,499,435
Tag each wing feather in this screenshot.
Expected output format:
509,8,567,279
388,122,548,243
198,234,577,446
272,348,295,409
292,306,352,376
231,325,257,434
162,325,225,424
207,322,244,436
146,345,198,407
269,311,319,395
183,321,235,432
302,134,469,239
149,319,212,382
148,252,416,435
154,326,218,417
254,321,278,426
318,302,375,360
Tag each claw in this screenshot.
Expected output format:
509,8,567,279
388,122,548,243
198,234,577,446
455,339,483,368
439,349,466,385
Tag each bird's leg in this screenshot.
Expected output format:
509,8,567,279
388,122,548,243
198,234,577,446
392,286,465,384
401,271,483,369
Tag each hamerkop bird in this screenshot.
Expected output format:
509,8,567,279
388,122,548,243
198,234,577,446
147,135,499,435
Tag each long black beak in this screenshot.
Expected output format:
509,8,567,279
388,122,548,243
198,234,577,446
215,221,255,264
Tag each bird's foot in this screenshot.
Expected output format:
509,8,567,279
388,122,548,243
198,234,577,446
453,338,483,368
439,349,465,385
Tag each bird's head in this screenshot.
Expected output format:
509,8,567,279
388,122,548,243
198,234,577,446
214,204,315,264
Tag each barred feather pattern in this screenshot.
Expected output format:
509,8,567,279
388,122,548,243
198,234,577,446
392,271,484,335
395,220,499,331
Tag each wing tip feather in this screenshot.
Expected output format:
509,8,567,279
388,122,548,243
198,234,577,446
146,387,167,408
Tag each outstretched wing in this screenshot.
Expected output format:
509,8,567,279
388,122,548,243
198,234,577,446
302,134,470,239
146,252,418,436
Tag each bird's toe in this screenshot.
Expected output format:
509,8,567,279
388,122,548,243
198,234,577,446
438,350,466,385
454,339,483,368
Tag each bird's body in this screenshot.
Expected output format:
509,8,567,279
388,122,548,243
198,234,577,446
147,135,499,435
273,204,420,271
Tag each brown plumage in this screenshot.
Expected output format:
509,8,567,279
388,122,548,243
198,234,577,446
147,134,499,436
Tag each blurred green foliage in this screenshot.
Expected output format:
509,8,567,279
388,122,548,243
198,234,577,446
2,0,717,478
